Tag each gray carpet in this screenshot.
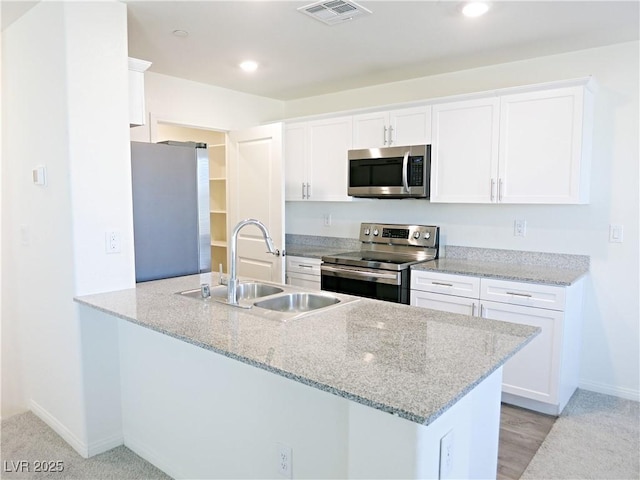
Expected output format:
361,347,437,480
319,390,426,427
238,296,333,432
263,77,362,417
1,412,171,479
2,390,639,479
522,389,640,480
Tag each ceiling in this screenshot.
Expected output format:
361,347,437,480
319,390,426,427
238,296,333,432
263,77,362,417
3,1,639,101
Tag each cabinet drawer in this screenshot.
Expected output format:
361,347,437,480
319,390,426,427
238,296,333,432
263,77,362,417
481,278,565,311
286,256,322,276
410,271,480,298
410,290,477,316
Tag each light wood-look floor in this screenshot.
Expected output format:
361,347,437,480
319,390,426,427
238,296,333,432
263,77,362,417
498,403,557,480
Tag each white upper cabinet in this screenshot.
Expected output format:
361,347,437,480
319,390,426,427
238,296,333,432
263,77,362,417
430,97,500,203
128,57,151,127
352,106,431,148
430,78,594,204
284,123,307,201
498,86,592,203
284,116,353,201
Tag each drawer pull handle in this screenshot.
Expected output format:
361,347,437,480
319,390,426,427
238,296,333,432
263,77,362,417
506,291,533,297
298,264,314,268
432,281,453,287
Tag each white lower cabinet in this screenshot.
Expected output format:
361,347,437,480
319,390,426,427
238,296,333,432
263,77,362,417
286,255,321,290
411,270,584,415
480,300,563,408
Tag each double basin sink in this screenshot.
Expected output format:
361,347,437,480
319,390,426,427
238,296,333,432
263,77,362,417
178,281,353,320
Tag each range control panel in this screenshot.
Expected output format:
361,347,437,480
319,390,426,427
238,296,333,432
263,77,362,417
359,223,439,248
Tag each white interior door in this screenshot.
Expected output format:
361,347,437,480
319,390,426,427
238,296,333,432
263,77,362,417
228,123,284,283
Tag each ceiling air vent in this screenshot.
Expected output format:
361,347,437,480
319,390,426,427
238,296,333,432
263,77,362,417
298,0,372,26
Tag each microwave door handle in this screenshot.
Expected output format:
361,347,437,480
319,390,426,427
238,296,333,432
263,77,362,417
402,151,410,193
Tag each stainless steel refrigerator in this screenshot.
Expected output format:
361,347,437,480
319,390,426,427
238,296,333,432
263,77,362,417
131,141,211,282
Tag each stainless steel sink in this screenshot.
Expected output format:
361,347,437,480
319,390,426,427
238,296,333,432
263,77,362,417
179,282,283,301
254,293,340,313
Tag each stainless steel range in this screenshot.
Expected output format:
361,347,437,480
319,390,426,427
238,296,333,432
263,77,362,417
321,223,439,304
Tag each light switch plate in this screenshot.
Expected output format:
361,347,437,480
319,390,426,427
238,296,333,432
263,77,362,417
609,224,624,243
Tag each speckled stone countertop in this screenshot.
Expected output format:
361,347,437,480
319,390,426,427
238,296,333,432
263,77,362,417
414,254,588,286
75,273,538,426
284,244,344,259
284,234,360,259
285,235,589,285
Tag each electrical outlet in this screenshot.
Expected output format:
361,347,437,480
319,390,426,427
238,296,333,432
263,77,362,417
105,231,121,254
276,443,292,478
323,213,332,227
514,219,527,237
439,429,454,479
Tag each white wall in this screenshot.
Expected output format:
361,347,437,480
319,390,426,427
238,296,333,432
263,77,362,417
130,71,284,142
285,42,640,401
1,1,134,452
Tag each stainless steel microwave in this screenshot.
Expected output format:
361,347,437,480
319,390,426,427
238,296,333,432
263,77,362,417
348,144,431,198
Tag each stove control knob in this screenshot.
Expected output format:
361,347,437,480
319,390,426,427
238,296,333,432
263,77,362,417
424,232,431,240
364,228,371,236
413,231,421,239
373,229,379,236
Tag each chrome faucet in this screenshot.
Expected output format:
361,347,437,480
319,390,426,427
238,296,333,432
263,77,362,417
227,219,279,306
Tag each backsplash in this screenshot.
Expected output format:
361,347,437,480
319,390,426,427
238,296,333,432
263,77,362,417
286,234,590,270
285,234,361,251
441,245,590,270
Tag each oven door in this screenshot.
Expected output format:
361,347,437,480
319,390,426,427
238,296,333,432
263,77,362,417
321,264,409,304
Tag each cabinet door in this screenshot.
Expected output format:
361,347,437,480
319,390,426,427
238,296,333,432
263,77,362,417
307,116,353,201
411,290,477,316
352,112,389,149
284,123,307,201
480,300,562,405
128,57,151,127
430,98,500,203
498,86,590,204
389,106,431,146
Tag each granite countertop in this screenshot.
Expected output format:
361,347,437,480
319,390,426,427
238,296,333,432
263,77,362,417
284,235,589,285
284,234,360,259
75,273,538,426
284,244,346,259
413,258,587,286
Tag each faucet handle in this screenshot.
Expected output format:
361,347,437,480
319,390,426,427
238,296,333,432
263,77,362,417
218,263,228,285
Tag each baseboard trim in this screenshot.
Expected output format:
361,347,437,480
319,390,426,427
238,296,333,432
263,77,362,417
29,400,124,458
124,436,182,479
29,400,89,458
579,381,640,402
501,392,560,416
87,432,125,457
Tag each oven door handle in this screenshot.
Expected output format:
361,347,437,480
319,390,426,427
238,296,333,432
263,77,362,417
402,151,410,193
321,265,401,285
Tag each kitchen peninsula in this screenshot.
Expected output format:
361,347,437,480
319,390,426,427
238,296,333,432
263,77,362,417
75,273,538,479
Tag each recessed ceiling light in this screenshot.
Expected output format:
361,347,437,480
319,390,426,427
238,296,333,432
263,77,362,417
462,2,490,17
172,29,189,37
239,60,259,73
